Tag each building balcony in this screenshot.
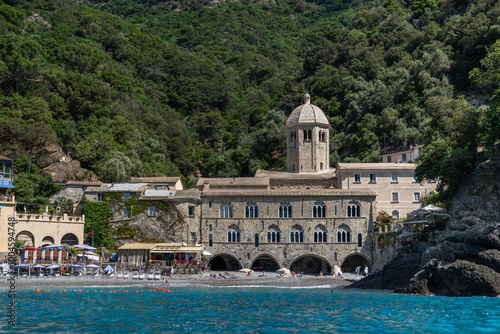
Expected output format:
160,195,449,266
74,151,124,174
15,212,85,224
0,193,14,203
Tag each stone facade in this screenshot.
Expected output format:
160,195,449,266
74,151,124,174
200,189,375,273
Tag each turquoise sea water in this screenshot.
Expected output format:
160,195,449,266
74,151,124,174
2,285,500,333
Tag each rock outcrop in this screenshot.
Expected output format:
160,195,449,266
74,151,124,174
347,253,422,291
42,160,99,183
407,161,500,296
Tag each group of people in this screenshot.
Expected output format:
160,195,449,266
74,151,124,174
355,265,369,278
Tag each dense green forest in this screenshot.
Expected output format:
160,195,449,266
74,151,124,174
1,0,499,206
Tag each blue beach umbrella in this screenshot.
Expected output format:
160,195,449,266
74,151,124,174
14,264,28,277
104,264,114,273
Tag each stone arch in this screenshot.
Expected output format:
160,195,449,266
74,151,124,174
250,253,281,272
289,254,332,275
207,253,242,271
61,233,79,246
41,236,55,246
16,231,34,247
340,253,370,273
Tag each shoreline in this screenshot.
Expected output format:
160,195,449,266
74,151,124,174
0,272,359,288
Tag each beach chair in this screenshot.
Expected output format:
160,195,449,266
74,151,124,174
147,274,154,280
123,273,130,280
154,274,161,281
132,273,139,280
139,274,145,280
117,273,123,279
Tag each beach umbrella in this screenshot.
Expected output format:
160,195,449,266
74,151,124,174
14,264,28,277
86,264,99,275
73,244,96,250
423,204,445,212
69,264,83,275
32,264,45,277
276,268,291,276
410,208,431,217
103,264,114,273
42,244,65,249
47,264,60,276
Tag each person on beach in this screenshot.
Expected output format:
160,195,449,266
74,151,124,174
355,265,361,278
364,265,369,276
319,271,323,277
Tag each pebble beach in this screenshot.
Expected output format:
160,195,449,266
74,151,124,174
1,271,359,288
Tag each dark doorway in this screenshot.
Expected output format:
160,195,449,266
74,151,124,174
290,255,331,275
208,255,241,271
341,254,369,273
251,255,280,272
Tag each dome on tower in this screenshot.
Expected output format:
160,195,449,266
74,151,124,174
286,94,330,126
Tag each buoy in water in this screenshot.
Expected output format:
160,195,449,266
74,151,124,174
36,289,41,293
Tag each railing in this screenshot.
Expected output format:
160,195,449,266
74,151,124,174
0,193,14,202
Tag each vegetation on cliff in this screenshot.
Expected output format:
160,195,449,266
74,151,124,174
0,0,499,205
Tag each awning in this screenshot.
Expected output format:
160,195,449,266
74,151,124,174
403,220,428,225
0,180,14,188
150,246,203,254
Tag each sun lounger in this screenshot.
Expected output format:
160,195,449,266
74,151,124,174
132,274,138,280
147,274,154,280
117,273,123,279
154,274,161,280
123,273,130,280
139,274,145,280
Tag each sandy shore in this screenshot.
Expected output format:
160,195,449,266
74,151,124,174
0,272,360,288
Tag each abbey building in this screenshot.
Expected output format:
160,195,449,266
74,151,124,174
11,94,435,274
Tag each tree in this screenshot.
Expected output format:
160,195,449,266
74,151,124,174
100,151,135,183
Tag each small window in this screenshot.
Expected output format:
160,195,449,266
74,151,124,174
255,233,259,247
209,201,212,208
402,153,407,162
358,233,363,247
392,192,399,202
97,193,104,202
123,193,130,201
190,232,196,241
123,208,129,217
387,156,392,163
209,234,213,247
414,192,420,202
354,174,361,183
413,173,418,182
188,206,195,217
369,174,377,183
220,205,233,218
148,206,156,217
392,210,400,219
391,173,398,183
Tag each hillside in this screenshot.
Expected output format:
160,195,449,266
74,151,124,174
1,0,499,204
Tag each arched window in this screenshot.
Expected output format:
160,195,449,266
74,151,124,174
227,226,241,242
392,210,400,219
220,204,233,218
209,234,213,247
303,130,312,141
279,202,292,218
245,201,259,218
267,225,281,243
313,201,326,218
347,201,361,217
358,233,362,247
290,225,304,243
337,225,351,243
313,225,327,243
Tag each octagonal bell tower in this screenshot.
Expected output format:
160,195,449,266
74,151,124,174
286,94,330,173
